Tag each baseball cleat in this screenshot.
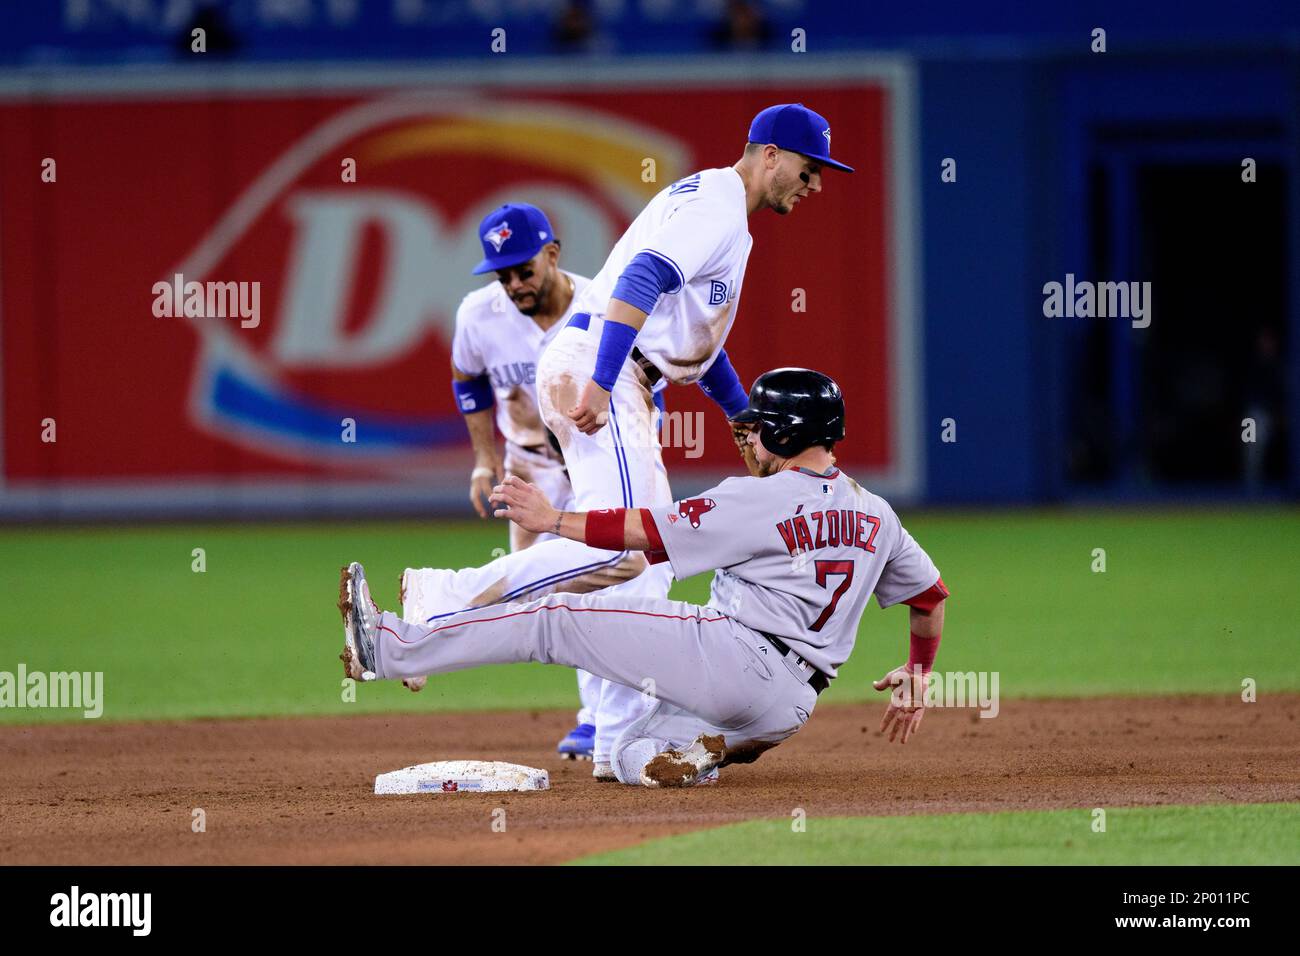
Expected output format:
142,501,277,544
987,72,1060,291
592,761,618,782
337,562,379,682
557,722,596,761
640,734,727,789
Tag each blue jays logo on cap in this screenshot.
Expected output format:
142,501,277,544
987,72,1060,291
472,203,557,274
483,220,513,252
747,104,854,173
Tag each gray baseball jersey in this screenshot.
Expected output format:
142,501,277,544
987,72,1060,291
369,463,945,784
646,465,941,677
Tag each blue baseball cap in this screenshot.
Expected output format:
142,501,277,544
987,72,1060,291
747,103,854,173
471,203,557,275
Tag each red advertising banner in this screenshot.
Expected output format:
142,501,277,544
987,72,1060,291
0,63,917,515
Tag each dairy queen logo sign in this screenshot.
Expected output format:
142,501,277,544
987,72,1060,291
166,96,687,471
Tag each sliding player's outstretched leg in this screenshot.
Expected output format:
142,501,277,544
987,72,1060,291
337,562,817,787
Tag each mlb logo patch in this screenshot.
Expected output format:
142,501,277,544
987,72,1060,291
821,483,832,495
483,221,513,251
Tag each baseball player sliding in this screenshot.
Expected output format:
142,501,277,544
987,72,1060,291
401,202,616,760
398,103,855,780
340,369,950,788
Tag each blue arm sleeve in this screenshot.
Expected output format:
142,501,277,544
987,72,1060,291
452,375,494,414
697,350,750,418
591,320,639,392
610,250,681,315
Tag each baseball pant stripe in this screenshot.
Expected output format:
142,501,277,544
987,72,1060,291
395,601,731,644
422,549,632,623
608,395,632,508
373,593,816,740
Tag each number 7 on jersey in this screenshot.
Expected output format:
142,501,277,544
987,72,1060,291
810,560,855,632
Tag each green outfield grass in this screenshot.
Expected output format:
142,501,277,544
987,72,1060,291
0,508,1297,723
570,802,1300,865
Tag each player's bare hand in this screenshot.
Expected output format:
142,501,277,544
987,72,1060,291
872,664,929,744
489,475,559,535
567,380,611,435
469,458,505,518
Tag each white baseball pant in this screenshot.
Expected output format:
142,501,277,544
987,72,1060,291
403,313,675,761
505,441,599,726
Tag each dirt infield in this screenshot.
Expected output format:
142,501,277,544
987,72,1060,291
2,695,1297,865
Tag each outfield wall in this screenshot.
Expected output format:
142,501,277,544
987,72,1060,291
2,42,1297,518
0,58,922,518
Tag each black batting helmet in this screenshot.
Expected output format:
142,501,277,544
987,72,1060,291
730,368,845,457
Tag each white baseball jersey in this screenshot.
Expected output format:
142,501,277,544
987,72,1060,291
574,167,752,384
451,270,590,448
646,466,943,677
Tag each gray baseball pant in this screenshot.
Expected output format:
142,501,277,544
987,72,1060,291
371,591,819,784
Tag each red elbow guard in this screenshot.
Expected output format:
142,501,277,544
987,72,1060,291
585,508,627,551
902,577,949,613
639,507,669,564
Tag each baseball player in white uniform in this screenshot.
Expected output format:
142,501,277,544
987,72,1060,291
407,202,611,759
398,104,855,779
340,369,950,787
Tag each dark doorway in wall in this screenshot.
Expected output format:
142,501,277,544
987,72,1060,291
1064,156,1288,491
1136,163,1287,487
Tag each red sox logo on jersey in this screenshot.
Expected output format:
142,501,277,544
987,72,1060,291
678,497,717,529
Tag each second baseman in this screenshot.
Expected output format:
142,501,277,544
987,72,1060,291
404,202,654,760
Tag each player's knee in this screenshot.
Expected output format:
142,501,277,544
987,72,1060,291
554,552,647,594
539,373,579,437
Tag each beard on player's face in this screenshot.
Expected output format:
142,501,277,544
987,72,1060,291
511,267,552,316
749,430,783,476
767,165,806,215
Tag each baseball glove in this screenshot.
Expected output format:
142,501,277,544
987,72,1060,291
730,421,761,477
